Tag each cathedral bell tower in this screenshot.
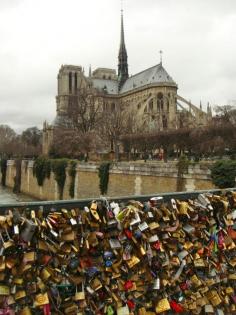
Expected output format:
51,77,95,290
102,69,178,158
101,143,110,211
118,10,129,90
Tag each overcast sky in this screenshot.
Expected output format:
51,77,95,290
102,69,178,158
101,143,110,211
0,0,235,132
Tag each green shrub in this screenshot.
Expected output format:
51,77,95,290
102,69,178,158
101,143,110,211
68,160,77,198
51,159,68,199
176,156,189,192
0,159,7,186
211,160,236,188
98,162,110,195
33,156,51,186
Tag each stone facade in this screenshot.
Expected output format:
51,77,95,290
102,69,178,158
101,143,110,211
4,160,214,201
42,13,212,155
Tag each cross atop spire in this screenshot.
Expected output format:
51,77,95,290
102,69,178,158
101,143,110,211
118,4,129,90
121,0,123,13
159,50,163,65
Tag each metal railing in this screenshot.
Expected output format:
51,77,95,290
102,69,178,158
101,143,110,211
0,188,235,212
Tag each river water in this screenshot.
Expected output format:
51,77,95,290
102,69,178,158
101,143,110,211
0,185,36,204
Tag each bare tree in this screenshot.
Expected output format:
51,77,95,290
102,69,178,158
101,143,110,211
21,127,42,147
68,85,104,133
99,104,136,160
49,128,103,159
0,125,17,157
214,105,236,125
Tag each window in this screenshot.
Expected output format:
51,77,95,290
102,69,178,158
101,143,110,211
149,99,153,111
69,72,72,93
167,99,169,113
162,115,168,129
74,73,77,91
111,103,116,111
157,92,164,111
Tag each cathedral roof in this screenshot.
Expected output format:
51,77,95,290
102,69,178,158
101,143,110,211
120,63,177,94
90,64,176,96
91,78,118,94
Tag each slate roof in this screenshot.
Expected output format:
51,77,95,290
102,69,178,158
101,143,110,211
91,64,176,95
91,78,118,95
120,63,177,94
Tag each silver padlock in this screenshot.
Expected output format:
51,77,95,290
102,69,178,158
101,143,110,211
20,219,37,242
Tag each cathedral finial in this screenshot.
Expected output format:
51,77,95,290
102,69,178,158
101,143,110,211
159,50,163,65
118,3,129,91
89,64,92,78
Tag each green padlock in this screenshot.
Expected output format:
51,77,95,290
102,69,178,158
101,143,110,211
106,305,114,315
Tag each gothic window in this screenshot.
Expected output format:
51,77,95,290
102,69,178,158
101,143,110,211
74,73,77,92
157,100,160,112
157,92,164,111
162,115,168,129
167,99,169,113
149,99,153,111
69,72,72,93
137,103,141,110
111,103,116,111
103,75,106,79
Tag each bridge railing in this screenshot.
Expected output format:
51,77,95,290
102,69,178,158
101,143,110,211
0,188,235,212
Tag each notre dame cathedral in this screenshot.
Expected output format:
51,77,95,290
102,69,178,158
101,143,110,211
43,11,212,155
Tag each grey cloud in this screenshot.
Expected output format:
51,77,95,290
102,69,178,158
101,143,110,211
0,0,235,130
0,0,22,10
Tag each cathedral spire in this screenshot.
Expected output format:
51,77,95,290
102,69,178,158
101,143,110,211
118,8,129,90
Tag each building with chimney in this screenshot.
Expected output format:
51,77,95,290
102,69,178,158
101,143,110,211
42,11,212,155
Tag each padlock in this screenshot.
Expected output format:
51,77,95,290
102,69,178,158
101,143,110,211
23,251,36,263
0,229,15,250
15,290,26,300
19,307,32,315
74,283,85,301
117,305,130,315
155,298,171,313
20,219,37,242
34,292,49,307
0,285,10,295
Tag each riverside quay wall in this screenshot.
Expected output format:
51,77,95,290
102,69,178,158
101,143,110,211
4,160,215,201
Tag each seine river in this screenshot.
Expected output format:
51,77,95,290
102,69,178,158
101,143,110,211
0,185,36,204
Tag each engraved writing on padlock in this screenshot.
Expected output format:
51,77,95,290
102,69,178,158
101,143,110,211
20,219,37,242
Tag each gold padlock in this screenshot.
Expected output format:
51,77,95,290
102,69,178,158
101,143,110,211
19,307,32,315
74,281,85,301
34,292,49,307
155,298,171,313
40,268,51,281
0,285,10,295
206,290,222,306
23,251,36,262
75,291,85,301
15,290,26,300
126,256,140,269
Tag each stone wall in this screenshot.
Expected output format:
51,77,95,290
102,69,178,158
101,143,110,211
4,160,215,201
